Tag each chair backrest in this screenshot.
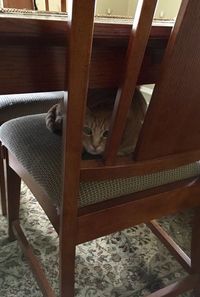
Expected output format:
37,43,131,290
61,0,158,220
11,0,196,226
103,0,200,168
64,0,200,184
135,0,200,161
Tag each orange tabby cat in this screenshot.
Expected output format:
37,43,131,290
46,88,147,155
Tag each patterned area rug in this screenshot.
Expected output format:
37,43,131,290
0,183,194,297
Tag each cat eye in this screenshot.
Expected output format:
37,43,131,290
83,126,92,136
103,130,109,138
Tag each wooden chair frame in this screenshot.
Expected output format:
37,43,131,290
0,141,7,215
2,0,200,296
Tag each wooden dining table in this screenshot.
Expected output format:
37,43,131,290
0,9,174,95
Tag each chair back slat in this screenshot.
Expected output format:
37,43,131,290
104,0,158,165
45,0,49,11
79,0,200,182
135,0,200,161
60,0,95,292
3,0,34,9
61,0,95,217
61,0,66,12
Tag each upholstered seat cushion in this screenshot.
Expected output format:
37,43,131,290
0,114,200,208
0,91,64,123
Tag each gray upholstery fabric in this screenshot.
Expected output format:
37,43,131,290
0,91,64,123
0,114,200,208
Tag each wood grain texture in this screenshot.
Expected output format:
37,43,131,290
104,0,158,164
61,0,66,12
135,0,200,160
0,142,7,216
80,149,200,181
77,177,200,243
59,1,95,296
45,0,49,11
13,221,56,297
0,17,171,94
191,208,200,296
147,220,191,273
6,153,21,240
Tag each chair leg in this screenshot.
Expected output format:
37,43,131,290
191,207,200,296
6,162,21,241
59,227,76,297
0,142,7,216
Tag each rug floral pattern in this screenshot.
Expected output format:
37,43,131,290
0,183,194,296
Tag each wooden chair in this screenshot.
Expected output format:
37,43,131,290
0,0,66,216
1,0,200,296
0,91,64,216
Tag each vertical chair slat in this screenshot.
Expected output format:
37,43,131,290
61,0,66,12
0,142,7,216
135,0,200,161
45,0,49,11
104,0,157,165
191,208,200,296
59,0,95,296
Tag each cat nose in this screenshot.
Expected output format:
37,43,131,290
92,144,99,150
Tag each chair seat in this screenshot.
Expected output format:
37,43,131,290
0,91,64,123
0,114,200,208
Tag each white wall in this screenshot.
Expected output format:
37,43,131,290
34,0,182,19
36,0,63,11
127,0,138,17
96,0,182,19
96,0,129,16
154,0,182,19
127,0,182,18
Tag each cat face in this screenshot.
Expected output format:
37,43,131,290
83,108,111,155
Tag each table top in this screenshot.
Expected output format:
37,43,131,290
0,9,173,94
